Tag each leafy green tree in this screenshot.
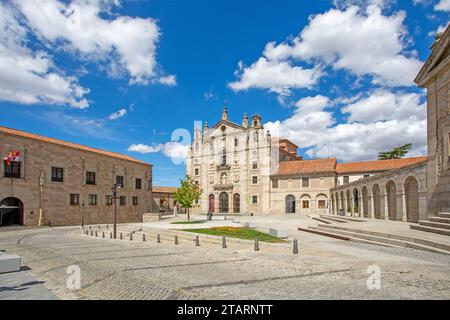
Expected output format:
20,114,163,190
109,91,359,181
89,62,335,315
173,175,202,221
378,144,412,160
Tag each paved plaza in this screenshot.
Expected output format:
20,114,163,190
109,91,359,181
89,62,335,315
0,216,450,300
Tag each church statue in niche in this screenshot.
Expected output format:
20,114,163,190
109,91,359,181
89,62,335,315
221,173,228,185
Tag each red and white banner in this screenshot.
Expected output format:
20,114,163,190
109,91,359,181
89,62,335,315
3,151,20,166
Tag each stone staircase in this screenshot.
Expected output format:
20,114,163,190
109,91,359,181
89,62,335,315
301,224,450,255
411,212,450,236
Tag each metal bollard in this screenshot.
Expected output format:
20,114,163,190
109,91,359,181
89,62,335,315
157,234,161,243
222,236,227,249
130,233,133,241
195,236,200,247
293,239,299,255
142,234,146,242
175,235,179,245
254,238,260,252
89,226,91,230
102,232,105,239
110,232,113,239
90,230,93,236
106,224,109,229
95,231,98,237
120,232,123,240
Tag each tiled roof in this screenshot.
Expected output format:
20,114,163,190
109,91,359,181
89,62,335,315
275,158,337,175
335,157,427,174
152,186,178,193
0,125,151,166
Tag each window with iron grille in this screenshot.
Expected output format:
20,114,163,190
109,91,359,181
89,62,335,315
252,176,258,184
119,196,126,205
343,176,350,184
86,171,96,185
272,179,279,188
318,200,326,209
135,178,142,189
70,194,79,206
51,167,64,182
302,177,310,188
89,194,97,205
252,162,258,169
116,176,124,187
105,195,113,206
252,195,258,204
4,161,21,178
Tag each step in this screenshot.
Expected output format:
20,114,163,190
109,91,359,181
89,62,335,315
419,220,450,230
429,217,450,224
318,216,348,223
437,212,450,219
410,224,450,236
317,224,450,252
321,215,366,223
310,226,450,255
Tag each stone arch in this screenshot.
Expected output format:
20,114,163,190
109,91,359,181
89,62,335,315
362,186,369,218
285,195,296,214
219,192,229,213
0,197,24,226
386,180,397,220
372,184,381,219
316,193,328,211
404,176,419,223
233,193,240,214
353,188,359,215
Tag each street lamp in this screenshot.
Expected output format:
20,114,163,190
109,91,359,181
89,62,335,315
111,183,122,239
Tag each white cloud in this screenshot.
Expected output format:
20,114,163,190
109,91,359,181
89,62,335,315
128,141,189,163
14,0,171,85
0,3,89,108
230,4,422,95
435,0,450,11
158,75,177,86
108,108,127,120
228,57,323,94
265,91,426,162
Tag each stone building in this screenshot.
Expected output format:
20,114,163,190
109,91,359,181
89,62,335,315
0,126,152,226
151,186,179,213
187,108,428,216
415,25,450,214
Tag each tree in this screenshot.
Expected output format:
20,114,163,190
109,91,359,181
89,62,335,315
173,175,202,221
378,144,412,160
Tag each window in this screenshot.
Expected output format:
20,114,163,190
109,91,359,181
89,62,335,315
70,194,79,206
343,176,350,184
89,194,97,205
302,177,310,188
363,175,370,179
86,171,96,185
252,195,258,204
318,200,326,209
116,176,124,187
119,196,126,205
135,178,142,190
272,179,279,188
132,197,138,206
252,176,258,184
105,195,113,206
252,162,258,169
195,168,199,175
234,138,239,147
302,200,309,209
51,167,64,182
222,154,227,166
4,161,21,178
195,181,199,185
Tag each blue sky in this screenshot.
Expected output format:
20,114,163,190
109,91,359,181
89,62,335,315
0,0,449,187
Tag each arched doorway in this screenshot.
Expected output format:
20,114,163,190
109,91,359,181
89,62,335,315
208,194,215,213
353,189,359,215
233,194,240,213
0,197,24,226
386,181,397,220
372,184,381,219
219,192,229,213
362,186,369,218
285,195,296,214
404,177,419,223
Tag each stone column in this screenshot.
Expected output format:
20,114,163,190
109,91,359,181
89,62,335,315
382,188,389,220
368,194,373,219
399,190,407,222
359,188,364,218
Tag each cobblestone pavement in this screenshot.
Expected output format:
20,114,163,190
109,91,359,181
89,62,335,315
0,225,449,300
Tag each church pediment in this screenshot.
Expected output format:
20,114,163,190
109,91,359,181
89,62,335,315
211,119,245,131
415,24,450,86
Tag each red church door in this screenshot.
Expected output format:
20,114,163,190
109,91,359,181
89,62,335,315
209,194,215,213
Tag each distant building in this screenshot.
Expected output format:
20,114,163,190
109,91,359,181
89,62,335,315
0,126,152,226
187,108,426,216
151,186,179,213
